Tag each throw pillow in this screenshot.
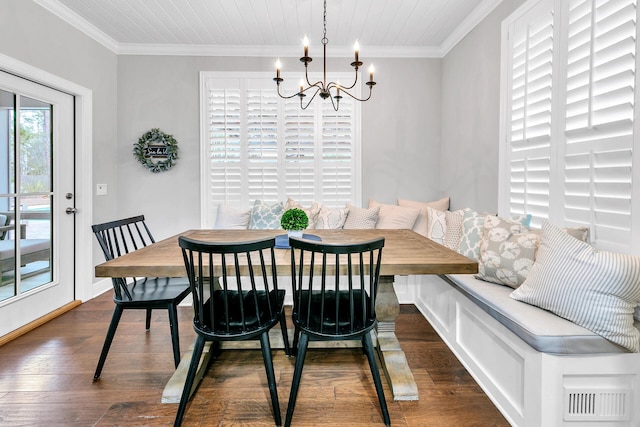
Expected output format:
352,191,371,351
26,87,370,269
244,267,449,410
511,222,640,352
426,207,447,245
343,204,380,229
369,199,420,229
315,206,349,229
284,198,321,229
458,210,531,261
443,209,469,251
476,216,539,288
213,206,251,230
397,197,450,236
248,200,284,230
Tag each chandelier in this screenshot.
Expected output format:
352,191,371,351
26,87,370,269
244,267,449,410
273,0,376,111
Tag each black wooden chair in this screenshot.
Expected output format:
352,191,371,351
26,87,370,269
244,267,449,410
285,236,390,427
175,236,290,426
91,215,191,379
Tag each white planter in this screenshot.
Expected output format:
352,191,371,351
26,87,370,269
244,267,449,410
287,230,303,239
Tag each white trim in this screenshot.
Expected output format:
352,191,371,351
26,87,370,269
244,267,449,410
440,0,506,57
33,0,119,53
0,52,93,303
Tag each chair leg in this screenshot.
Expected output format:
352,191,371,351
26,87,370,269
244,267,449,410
145,308,152,330
174,335,206,427
292,326,300,355
168,304,181,368
94,305,124,380
362,333,391,426
279,312,291,356
284,332,309,427
259,331,282,426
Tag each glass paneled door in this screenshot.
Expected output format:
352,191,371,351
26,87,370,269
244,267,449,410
0,71,75,337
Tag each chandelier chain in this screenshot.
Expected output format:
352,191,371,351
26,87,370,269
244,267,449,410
322,0,328,45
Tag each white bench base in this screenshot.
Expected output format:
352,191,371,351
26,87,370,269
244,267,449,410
411,274,640,427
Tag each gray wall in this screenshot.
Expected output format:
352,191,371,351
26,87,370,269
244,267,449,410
440,0,526,213
117,55,442,238
0,0,119,268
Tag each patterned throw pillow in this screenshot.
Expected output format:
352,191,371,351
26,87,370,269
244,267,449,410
425,207,447,244
369,199,420,229
284,198,321,229
248,200,284,230
397,197,450,237
476,216,539,288
458,210,531,261
315,206,349,229
443,209,468,250
343,204,380,229
511,222,640,352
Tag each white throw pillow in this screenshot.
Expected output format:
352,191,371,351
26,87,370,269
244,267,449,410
213,206,251,230
511,222,640,352
368,199,420,230
343,204,380,229
315,206,349,229
397,197,450,236
284,198,321,229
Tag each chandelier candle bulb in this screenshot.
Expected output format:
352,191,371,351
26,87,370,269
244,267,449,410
275,59,281,80
354,40,360,63
303,35,309,58
369,64,374,82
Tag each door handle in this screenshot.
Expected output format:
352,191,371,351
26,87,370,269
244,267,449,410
65,207,78,214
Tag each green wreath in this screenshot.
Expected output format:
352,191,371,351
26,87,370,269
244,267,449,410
134,128,179,173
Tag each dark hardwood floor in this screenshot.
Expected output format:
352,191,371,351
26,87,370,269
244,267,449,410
0,292,509,426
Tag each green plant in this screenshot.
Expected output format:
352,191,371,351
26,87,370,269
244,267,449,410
280,208,309,231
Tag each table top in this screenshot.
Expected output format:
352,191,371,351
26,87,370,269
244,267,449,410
94,229,478,278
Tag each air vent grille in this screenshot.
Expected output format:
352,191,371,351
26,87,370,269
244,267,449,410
564,388,629,422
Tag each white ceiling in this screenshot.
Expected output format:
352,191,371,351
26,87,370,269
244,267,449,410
34,0,504,57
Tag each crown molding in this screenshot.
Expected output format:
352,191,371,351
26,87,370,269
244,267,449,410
116,43,442,58
35,0,500,59
34,0,119,53
439,0,505,57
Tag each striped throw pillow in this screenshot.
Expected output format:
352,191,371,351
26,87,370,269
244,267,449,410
511,222,640,352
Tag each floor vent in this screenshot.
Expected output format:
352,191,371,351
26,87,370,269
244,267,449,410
564,388,629,422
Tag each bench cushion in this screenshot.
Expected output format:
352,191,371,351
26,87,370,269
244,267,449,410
443,274,639,354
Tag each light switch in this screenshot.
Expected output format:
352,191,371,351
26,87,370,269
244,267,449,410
96,184,108,196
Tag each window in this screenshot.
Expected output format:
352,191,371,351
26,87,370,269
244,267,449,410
200,72,361,227
500,0,640,253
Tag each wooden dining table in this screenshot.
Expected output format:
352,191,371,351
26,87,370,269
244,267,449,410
95,228,477,401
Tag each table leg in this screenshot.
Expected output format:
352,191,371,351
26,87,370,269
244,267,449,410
375,275,419,401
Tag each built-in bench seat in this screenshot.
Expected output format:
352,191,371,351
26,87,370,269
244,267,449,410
442,274,638,355
412,273,640,427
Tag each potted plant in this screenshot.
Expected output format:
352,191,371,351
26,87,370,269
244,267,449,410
280,208,309,238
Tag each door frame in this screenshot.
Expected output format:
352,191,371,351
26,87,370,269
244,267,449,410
0,52,93,302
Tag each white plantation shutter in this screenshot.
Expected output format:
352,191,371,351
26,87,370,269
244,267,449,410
501,0,640,252
562,0,637,250
321,97,355,207
284,97,316,205
207,84,242,207
505,0,555,227
201,72,361,226
247,87,280,202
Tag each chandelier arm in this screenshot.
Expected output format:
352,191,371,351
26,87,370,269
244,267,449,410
327,75,358,91
301,87,322,109
334,86,373,102
276,84,309,100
